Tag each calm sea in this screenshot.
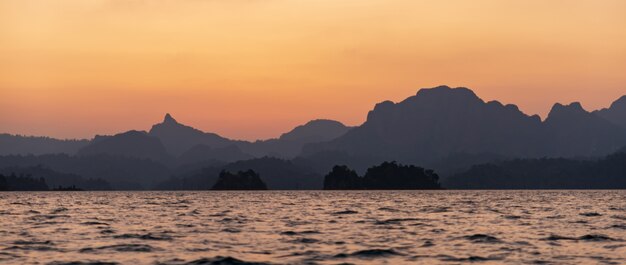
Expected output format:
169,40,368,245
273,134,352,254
0,191,624,265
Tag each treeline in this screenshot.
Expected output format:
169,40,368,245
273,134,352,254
445,152,626,189
0,173,91,191
0,154,169,190
0,173,48,191
2,150,626,191
0,166,112,191
324,162,442,190
212,170,267,190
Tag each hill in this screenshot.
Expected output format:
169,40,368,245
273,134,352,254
78,130,172,163
304,86,626,168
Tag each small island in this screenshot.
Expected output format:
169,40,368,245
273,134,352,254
211,170,268,190
52,185,85,191
324,162,441,190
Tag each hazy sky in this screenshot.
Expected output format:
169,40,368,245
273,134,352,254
1,0,625,140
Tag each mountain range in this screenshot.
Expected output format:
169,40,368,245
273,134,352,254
1,85,626,188
303,86,626,169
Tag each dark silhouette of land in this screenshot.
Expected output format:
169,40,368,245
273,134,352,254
149,113,236,157
0,165,112,190
77,130,172,163
52,185,84,191
212,170,267,190
305,86,626,167
0,134,88,156
324,162,441,190
0,173,89,191
323,165,362,190
0,173,48,191
1,85,626,190
0,154,167,190
445,150,626,189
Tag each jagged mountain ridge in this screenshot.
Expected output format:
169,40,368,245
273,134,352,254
148,114,235,157
3,85,626,166
147,114,352,159
304,86,626,166
544,102,626,157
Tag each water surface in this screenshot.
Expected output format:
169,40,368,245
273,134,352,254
0,191,625,264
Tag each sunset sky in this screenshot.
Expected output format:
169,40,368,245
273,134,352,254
1,0,625,141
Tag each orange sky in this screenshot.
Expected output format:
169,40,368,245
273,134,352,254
1,0,625,141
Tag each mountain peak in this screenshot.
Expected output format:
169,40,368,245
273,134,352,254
279,119,350,143
550,102,586,113
163,113,177,124
408,85,483,107
547,102,589,122
416,85,477,98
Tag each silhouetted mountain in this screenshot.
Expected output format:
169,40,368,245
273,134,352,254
236,120,352,158
323,162,441,190
177,144,253,165
0,166,112,190
279,119,351,144
0,154,171,190
445,150,626,189
304,86,626,168
78,130,172,163
3,85,626,190
149,114,349,159
305,86,546,165
0,134,88,155
544,102,626,157
212,170,267,190
149,114,235,156
594,96,626,130
0,173,49,191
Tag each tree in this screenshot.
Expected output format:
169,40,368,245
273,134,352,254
211,170,268,190
323,162,441,190
0,174,7,191
323,165,362,190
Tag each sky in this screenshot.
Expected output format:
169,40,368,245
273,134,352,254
1,0,625,141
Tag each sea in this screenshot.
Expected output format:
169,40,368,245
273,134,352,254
0,190,624,265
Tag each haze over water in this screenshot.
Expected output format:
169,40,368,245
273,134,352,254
1,190,624,265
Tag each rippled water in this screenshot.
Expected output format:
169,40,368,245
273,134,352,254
0,191,625,265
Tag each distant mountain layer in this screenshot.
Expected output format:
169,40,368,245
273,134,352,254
149,114,235,157
279,119,352,143
0,134,88,155
78,130,172,163
2,85,626,171
445,151,626,189
304,86,626,166
148,114,352,159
